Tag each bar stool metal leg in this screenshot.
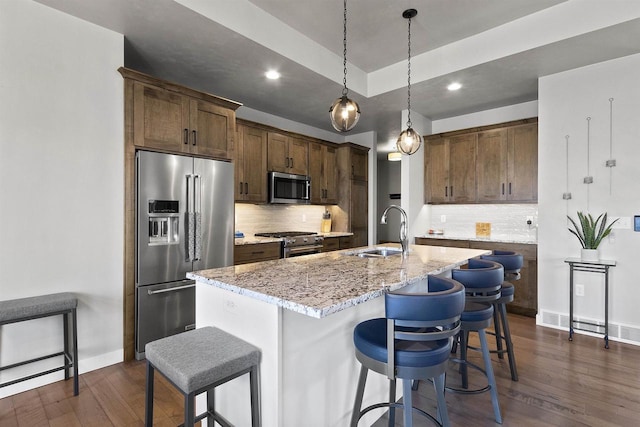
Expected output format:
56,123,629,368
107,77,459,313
72,308,79,396
185,393,195,427
351,365,368,427
145,362,154,427
498,303,518,381
250,364,261,427
478,329,502,424
492,307,504,359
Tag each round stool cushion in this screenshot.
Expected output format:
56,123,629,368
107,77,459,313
500,282,515,297
461,302,494,323
354,318,451,368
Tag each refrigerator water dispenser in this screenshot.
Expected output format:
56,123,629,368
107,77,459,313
148,200,179,245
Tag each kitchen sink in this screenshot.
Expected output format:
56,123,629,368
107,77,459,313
344,247,404,258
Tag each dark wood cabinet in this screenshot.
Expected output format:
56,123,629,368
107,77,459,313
425,118,538,204
125,69,238,160
235,123,268,202
414,237,537,317
333,144,369,248
424,134,476,203
267,132,308,175
234,242,281,265
309,142,338,204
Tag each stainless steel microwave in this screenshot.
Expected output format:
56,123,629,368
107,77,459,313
268,171,311,204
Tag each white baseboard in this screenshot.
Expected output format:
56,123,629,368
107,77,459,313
0,349,123,399
537,310,640,347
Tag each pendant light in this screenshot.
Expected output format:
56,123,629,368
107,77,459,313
396,9,423,155
329,0,361,132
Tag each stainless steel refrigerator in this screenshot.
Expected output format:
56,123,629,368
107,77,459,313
135,150,234,359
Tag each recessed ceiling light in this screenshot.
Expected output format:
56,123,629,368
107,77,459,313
265,70,281,80
447,82,462,91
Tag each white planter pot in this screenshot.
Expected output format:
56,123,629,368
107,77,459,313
581,248,599,262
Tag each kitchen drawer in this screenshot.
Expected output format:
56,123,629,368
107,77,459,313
234,242,282,265
339,236,354,249
414,237,470,248
322,237,340,252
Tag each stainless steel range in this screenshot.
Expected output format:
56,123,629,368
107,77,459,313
254,231,324,257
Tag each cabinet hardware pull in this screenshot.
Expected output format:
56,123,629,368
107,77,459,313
245,182,248,194
290,157,293,168
192,130,197,146
451,186,453,197
286,157,290,168
502,183,505,195
239,182,243,194
251,251,265,255
509,182,512,195
445,186,448,197
184,128,189,145
352,165,354,176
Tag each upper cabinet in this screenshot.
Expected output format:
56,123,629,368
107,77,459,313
235,122,268,203
267,132,309,176
309,141,338,204
424,134,476,203
121,67,240,160
425,119,538,204
334,144,369,247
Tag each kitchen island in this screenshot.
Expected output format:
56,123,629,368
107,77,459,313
187,244,488,426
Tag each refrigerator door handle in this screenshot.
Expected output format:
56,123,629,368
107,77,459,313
147,283,196,295
194,174,202,261
185,174,195,262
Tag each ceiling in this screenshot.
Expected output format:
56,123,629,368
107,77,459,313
36,0,640,156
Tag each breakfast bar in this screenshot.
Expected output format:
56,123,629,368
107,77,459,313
187,245,489,426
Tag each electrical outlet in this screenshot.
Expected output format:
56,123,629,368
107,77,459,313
224,299,237,313
440,215,446,223
575,284,585,297
612,217,630,229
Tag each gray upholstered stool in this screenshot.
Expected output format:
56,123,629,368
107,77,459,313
0,292,79,395
145,326,261,427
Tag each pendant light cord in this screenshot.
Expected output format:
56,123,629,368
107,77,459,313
342,0,348,96
406,14,412,128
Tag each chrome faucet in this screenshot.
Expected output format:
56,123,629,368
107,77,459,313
380,205,409,258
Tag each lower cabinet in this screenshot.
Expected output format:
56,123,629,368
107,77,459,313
322,235,355,252
414,237,537,317
234,242,281,265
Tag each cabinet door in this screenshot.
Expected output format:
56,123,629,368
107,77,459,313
424,137,449,203
189,99,234,159
448,134,476,203
476,129,508,202
309,142,324,203
324,146,338,204
236,124,267,202
350,149,368,181
288,137,309,176
267,132,289,173
351,179,368,247
133,82,190,152
508,124,538,201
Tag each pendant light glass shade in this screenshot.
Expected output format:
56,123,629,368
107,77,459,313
396,9,422,155
397,127,423,155
330,95,360,132
329,0,360,132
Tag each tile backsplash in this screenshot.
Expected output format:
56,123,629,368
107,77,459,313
235,204,328,236
428,204,538,242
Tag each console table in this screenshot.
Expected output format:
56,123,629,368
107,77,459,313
565,258,616,348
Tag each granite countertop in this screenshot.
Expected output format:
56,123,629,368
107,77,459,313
234,232,353,245
188,244,488,319
419,234,537,245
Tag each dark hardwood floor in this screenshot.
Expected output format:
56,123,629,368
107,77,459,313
1,314,639,426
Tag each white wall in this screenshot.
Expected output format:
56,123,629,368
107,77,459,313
0,0,124,396
538,53,640,344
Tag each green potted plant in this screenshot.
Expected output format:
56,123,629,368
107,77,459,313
567,211,618,261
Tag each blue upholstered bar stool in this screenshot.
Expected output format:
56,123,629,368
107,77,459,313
450,258,503,424
351,275,465,427
480,250,524,381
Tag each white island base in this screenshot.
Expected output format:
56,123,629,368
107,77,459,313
195,282,388,426
189,245,489,426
